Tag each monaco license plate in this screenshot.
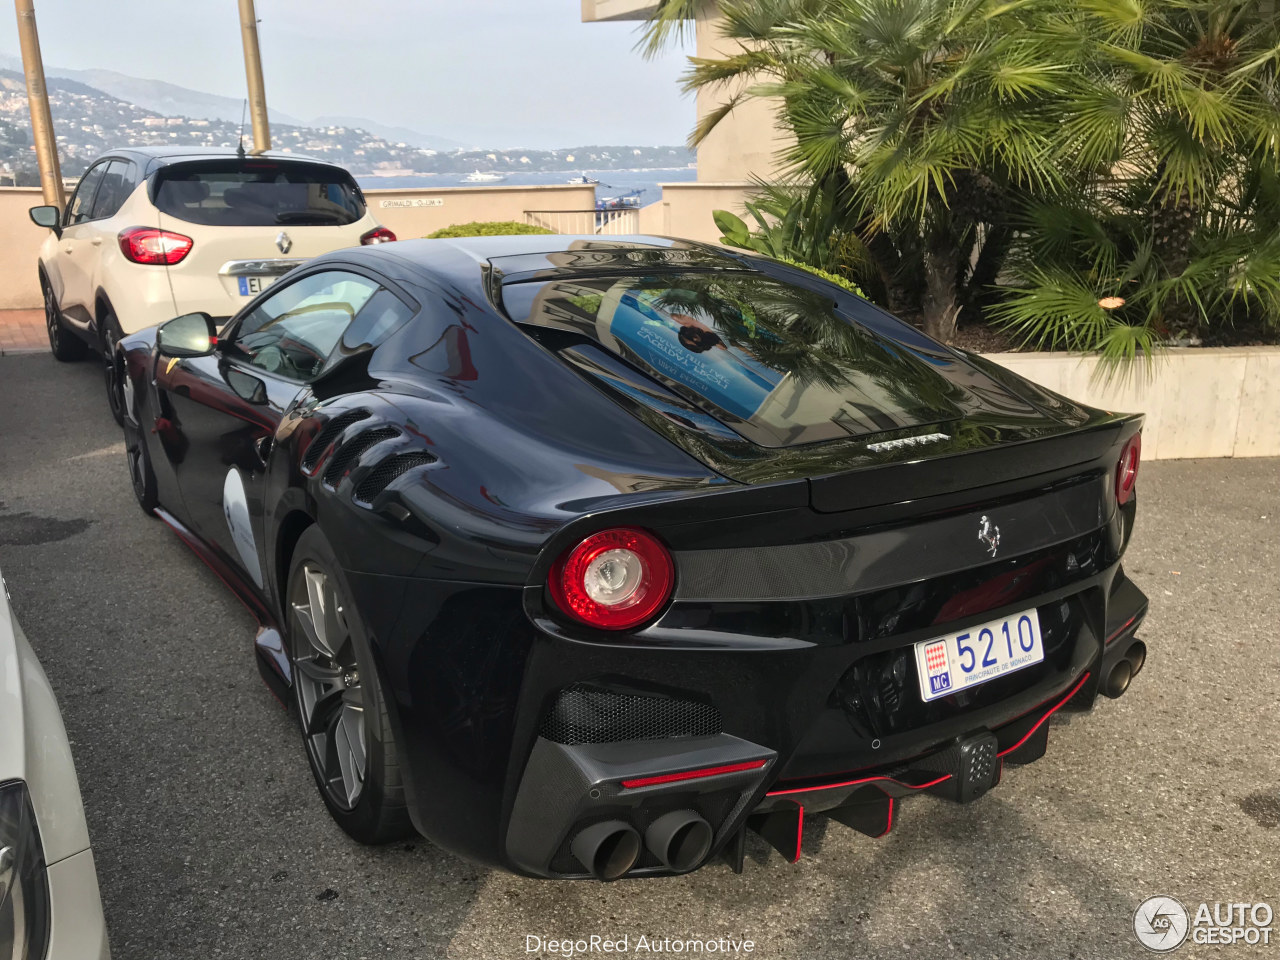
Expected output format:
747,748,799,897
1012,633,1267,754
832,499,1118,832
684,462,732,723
237,275,276,296
914,608,1045,702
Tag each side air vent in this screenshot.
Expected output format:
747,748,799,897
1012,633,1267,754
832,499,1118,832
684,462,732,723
301,408,370,473
540,685,723,746
353,452,436,504
322,427,399,487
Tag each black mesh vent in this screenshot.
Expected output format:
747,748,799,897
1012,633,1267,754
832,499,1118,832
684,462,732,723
301,408,370,472
539,685,722,746
322,427,399,487
353,452,436,504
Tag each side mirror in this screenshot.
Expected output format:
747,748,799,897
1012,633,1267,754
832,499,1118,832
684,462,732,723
157,313,216,358
29,205,61,236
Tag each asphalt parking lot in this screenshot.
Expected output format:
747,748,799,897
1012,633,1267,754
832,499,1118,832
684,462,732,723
1,351,1277,959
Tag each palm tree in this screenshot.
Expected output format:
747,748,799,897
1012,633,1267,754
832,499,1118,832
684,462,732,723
993,0,1280,356
644,0,1280,360
644,0,1086,341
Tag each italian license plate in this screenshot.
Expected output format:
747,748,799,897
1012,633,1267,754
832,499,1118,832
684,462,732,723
237,275,276,296
914,608,1045,702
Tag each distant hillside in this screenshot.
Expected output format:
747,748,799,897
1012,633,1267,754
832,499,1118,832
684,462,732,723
0,53,465,151
54,66,305,128
311,115,466,152
0,68,693,185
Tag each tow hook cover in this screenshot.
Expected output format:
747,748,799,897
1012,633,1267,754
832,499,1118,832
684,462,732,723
921,730,1001,803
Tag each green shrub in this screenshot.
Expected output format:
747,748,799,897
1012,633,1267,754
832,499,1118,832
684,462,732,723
773,256,866,299
426,221,555,239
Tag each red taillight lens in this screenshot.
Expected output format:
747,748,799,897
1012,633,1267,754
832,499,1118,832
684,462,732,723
118,226,193,265
1116,433,1141,505
360,226,397,245
548,528,674,630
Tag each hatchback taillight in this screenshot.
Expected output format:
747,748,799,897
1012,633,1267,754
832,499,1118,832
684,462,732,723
360,226,397,245
548,528,674,630
118,226,193,265
1116,433,1141,505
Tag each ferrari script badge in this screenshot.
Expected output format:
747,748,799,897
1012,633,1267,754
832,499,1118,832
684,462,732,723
978,515,1001,557
275,231,293,254
866,432,950,454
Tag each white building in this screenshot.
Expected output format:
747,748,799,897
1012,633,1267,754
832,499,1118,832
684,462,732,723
580,0,782,241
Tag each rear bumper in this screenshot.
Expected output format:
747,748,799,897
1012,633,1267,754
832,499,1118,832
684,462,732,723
507,667,1101,877
367,557,1148,879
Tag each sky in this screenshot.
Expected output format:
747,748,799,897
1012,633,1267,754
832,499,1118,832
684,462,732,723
0,0,695,148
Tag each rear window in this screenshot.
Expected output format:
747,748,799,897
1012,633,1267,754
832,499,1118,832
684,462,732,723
152,160,365,227
500,272,959,446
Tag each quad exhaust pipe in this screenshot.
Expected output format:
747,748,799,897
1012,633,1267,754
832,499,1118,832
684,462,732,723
645,810,713,873
571,821,641,881
1103,639,1147,699
571,811,713,879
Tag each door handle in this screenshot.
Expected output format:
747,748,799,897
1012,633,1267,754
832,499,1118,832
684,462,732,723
62,243,73,254
90,237,102,246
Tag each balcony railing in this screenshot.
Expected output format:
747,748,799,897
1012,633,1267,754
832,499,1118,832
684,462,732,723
524,208,640,236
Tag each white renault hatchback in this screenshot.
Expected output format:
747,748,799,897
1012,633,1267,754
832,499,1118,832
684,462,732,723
29,147,395,423
0,563,111,958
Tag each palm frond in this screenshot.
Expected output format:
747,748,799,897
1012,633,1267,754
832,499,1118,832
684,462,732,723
636,0,704,58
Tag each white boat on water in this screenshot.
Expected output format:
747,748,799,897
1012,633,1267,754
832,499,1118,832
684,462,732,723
463,170,506,183
567,173,601,185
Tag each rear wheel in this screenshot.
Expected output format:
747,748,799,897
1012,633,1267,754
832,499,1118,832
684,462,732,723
124,420,158,515
100,310,126,426
286,526,412,844
44,280,87,362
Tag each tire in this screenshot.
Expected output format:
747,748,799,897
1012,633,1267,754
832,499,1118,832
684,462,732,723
285,525,413,844
123,417,159,515
43,279,88,362
100,310,126,426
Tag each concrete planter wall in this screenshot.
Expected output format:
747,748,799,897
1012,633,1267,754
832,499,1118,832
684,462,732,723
989,348,1280,459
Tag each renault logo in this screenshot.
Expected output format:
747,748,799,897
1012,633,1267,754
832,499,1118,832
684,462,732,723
275,231,292,255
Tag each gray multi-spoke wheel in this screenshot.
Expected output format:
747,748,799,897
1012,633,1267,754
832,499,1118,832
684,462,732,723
124,424,159,514
285,526,412,843
43,279,87,362
101,311,126,426
292,562,368,810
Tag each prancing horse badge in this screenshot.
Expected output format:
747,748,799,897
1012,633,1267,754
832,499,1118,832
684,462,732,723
978,515,1001,557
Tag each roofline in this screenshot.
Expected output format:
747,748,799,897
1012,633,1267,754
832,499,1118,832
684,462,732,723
580,0,664,22
86,146,347,176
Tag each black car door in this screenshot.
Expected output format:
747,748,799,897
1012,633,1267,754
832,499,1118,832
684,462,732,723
155,268,385,587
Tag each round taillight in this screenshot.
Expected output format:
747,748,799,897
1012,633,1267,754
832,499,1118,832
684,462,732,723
1116,433,1141,505
548,528,674,630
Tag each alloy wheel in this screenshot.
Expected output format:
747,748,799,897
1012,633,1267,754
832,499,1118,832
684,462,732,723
126,437,147,500
103,324,125,424
289,563,367,810
44,287,59,346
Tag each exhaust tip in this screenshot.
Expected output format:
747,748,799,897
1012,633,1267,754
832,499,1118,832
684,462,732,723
1103,658,1133,699
571,821,641,881
1125,639,1147,677
645,810,713,873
